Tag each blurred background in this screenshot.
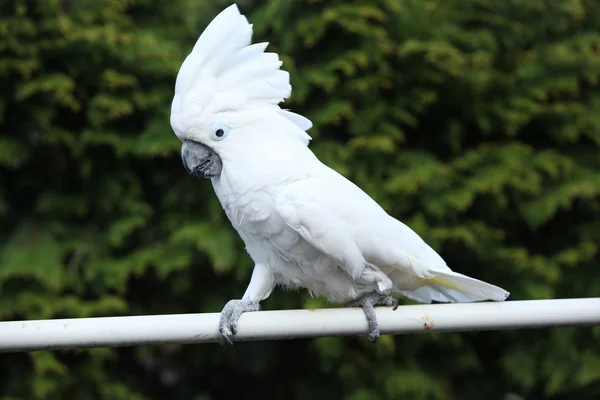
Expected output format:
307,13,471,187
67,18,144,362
1,0,599,399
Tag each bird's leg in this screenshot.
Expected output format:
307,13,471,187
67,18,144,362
346,292,399,343
218,263,274,345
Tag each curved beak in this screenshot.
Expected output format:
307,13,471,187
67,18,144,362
181,140,223,179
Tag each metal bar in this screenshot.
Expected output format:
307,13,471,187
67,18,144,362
1,298,599,353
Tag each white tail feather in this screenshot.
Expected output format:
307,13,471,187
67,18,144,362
401,270,509,303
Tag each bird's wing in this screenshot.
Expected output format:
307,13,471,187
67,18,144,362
274,175,369,281
274,166,509,302
274,166,436,281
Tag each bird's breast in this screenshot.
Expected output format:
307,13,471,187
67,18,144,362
211,176,366,301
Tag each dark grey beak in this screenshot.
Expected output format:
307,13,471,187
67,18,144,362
181,140,223,179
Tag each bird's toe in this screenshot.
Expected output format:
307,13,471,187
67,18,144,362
368,327,381,343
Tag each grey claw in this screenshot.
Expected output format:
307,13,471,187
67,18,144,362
218,298,259,345
220,330,234,346
345,292,398,343
230,308,243,334
368,328,381,343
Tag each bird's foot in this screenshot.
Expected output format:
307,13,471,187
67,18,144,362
345,292,398,343
218,298,260,345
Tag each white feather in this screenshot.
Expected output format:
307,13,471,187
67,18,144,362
280,110,313,143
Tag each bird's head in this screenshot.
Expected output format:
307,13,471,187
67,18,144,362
170,4,312,180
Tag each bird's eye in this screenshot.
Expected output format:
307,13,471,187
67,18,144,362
210,122,230,141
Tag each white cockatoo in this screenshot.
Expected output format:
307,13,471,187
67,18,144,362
171,4,509,344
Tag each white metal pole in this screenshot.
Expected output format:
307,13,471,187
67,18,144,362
1,298,599,353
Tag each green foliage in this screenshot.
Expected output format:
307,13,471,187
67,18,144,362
1,0,599,399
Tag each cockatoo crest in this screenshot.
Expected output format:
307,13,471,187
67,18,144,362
171,4,312,144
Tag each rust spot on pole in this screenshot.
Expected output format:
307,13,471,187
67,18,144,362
421,314,434,330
